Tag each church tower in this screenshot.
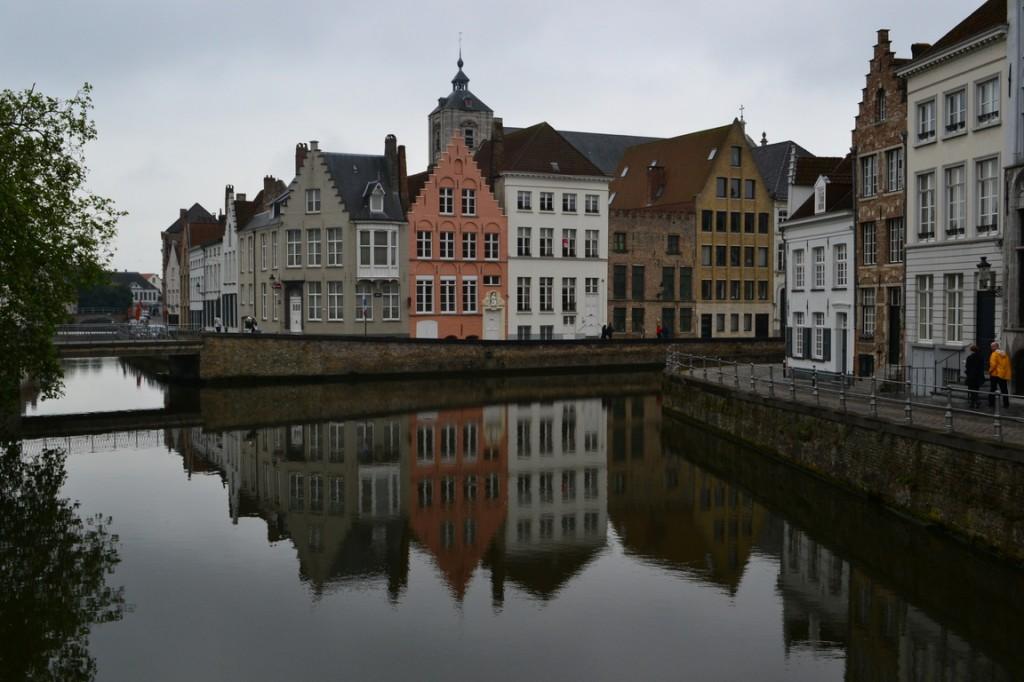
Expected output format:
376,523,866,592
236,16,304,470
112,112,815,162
428,50,494,164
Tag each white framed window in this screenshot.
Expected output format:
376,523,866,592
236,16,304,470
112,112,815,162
834,243,847,287
483,275,500,286
918,173,935,239
358,228,398,268
517,277,531,312
793,312,805,356
261,283,267,320
462,277,478,313
585,230,599,258
306,188,321,213
462,232,477,260
888,218,905,263
271,232,278,269
272,289,279,321
862,222,876,265
813,246,825,288
416,230,432,259
945,165,965,237
793,249,805,289
440,231,455,259
307,281,322,321
860,288,875,337
369,187,384,214
813,312,825,359
382,280,400,321
355,282,372,321
945,273,963,343
861,155,877,197
976,77,999,124
814,184,825,213
917,99,936,142
416,277,433,314
439,187,454,214
260,234,267,270
562,229,577,257
517,226,532,257
286,229,302,267
327,282,343,320
484,233,499,260
327,228,343,266
561,277,577,313
539,192,554,212
539,277,553,312
886,148,903,192
439,276,456,314
585,194,600,214
538,227,553,257
917,275,933,341
307,229,321,266
944,89,966,134
461,188,476,216
517,191,532,210
977,158,998,233
416,425,434,462
585,277,599,295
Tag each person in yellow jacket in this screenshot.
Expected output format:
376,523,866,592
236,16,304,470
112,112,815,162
988,341,1012,409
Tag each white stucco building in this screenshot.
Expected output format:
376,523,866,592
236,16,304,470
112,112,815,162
1003,0,1024,391
221,185,240,332
165,248,181,323
897,3,1007,388
783,161,856,376
476,122,609,339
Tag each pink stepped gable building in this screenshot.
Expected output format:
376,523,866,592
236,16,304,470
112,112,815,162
407,134,508,339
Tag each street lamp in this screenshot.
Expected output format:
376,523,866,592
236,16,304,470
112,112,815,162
977,256,994,291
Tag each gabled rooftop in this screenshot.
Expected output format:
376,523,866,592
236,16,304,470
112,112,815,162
475,122,606,179
752,139,813,202
900,0,1007,74
164,202,216,234
322,153,405,222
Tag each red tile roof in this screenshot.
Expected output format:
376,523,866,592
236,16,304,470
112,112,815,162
475,122,605,178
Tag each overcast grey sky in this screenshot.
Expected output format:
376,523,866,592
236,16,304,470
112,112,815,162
3,0,975,272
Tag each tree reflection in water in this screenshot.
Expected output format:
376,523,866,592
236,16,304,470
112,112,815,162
0,441,125,681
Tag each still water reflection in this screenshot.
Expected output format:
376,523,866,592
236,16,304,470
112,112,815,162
17,366,1023,681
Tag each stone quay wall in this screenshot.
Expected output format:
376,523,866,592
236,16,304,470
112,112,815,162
198,334,783,382
662,373,1024,564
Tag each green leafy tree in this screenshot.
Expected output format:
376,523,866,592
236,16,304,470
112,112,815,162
77,281,133,311
0,83,124,412
0,442,125,680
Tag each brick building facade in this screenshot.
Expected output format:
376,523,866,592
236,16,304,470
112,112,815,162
852,29,909,377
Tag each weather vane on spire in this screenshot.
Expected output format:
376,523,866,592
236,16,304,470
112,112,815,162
739,104,745,123
458,32,463,67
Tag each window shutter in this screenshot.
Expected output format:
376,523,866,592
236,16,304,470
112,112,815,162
823,329,832,362
785,327,793,357
803,328,812,360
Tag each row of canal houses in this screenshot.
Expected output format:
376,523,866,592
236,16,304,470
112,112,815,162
160,0,1023,390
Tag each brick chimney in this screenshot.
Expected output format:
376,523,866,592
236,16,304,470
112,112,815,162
646,165,666,203
911,42,932,58
490,117,505,182
295,142,309,176
384,134,400,207
397,144,409,212
263,175,280,203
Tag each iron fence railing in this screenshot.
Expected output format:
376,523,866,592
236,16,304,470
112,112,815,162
54,323,203,343
666,352,1022,443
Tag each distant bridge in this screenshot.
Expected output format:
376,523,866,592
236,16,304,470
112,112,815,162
20,429,168,457
53,324,202,359
17,408,202,439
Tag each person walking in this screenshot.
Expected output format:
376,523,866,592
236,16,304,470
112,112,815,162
964,345,985,409
988,341,1012,409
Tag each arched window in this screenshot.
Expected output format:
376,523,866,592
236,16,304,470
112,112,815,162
875,88,886,123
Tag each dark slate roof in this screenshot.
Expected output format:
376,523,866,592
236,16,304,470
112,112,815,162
238,209,280,234
788,157,854,221
792,156,848,186
912,0,1006,64
430,57,492,115
407,169,431,205
557,130,663,176
108,271,160,291
322,153,406,222
475,122,606,178
752,140,812,201
164,202,216,234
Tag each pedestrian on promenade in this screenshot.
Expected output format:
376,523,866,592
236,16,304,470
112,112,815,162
988,341,1012,409
965,344,985,409
214,316,223,333
600,324,608,340
655,322,663,339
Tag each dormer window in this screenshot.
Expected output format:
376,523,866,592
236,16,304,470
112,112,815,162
370,185,385,214
814,178,827,214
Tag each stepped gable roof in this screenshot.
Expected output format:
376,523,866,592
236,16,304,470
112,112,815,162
406,168,431,205
430,53,492,115
474,122,606,178
788,157,854,221
556,130,662,176
108,271,159,291
752,140,812,201
322,153,405,222
912,0,1006,64
791,156,847,186
608,122,735,211
164,202,216,234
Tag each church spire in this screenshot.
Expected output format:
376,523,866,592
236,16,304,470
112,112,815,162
452,34,469,91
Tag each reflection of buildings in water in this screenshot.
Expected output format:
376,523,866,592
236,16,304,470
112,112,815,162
846,569,1009,682
408,405,507,599
608,395,765,593
499,398,608,599
777,524,849,655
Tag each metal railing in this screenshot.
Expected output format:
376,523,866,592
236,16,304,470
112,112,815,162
54,323,203,343
666,352,1023,442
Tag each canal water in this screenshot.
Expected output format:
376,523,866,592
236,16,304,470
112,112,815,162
9,358,1023,681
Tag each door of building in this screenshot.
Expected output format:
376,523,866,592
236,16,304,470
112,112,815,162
888,287,902,365
976,290,996,351
661,308,675,338
755,314,769,338
289,295,302,333
700,314,713,339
